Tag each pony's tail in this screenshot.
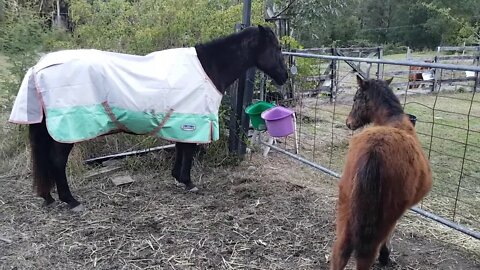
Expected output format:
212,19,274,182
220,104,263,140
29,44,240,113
29,119,54,196
351,150,384,257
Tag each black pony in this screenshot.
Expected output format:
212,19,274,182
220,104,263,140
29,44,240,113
28,25,288,211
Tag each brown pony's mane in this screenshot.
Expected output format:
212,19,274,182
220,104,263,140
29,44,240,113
363,79,403,118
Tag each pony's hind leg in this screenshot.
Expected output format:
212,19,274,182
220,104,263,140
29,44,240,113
356,222,397,269
378,223,396,266
355,237,386,270
50,141,83,211
378,242,390,266
355,248,379,270
330,198,353,270
29,121,56,206
330,231,353,270
42,193,55,206
172,142,183,182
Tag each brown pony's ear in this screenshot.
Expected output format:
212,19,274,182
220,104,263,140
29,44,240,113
385,77,394,85
356,75,367,88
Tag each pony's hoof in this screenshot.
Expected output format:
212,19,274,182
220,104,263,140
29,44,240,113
186,185,199,193
171,172,180,182
70,204,86,212
378,256,392,267
42,200,57,208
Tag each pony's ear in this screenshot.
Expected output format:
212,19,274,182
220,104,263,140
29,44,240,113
257,25,269,48
258,25,267,36
385,77,394,85
356,75,367,88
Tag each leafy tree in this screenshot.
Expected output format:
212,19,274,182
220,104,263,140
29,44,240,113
68,0,268,54
0,2,52,97
273,0,479,49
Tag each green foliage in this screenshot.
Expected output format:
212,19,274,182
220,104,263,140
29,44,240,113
280,36,322,91
68,0,267,54
0,4,49,97
280,35,303,50
422,2,479,46
288,0,352,47
383,43,408,55
272,0,480,49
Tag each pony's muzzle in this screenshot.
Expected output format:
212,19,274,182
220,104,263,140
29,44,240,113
407,114,417,126
346,118,353,130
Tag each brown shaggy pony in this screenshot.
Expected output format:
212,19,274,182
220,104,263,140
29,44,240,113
330,76,432,270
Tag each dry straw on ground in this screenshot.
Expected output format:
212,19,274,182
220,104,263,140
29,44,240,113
1,149,479,269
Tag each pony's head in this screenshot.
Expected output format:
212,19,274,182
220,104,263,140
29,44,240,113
254,25,288,85
346,76,400,130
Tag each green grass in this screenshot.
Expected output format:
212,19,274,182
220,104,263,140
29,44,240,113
0,53,10,70
383,50,438,61
403,92,480,227
0,53,10,76
0,53,12,99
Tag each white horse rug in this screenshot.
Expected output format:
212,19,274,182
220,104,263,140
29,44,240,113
9,48,222,143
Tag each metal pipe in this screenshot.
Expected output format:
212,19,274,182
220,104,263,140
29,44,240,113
84,144,176,164
260,141,341,178
283,51,480,72
239,68,256,156
261,140,480,240
237,0,254,157
410,206,480,239
242,0,252,27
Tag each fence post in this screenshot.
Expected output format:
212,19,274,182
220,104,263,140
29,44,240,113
377,46,384,79
330,47,337,103
475,46,480,92
230,0,255,157
431,46,441,92
237,0,255,157
228,23,245,154
287,54,295,99
238,67,256,156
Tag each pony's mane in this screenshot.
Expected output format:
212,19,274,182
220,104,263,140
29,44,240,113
367,79,404,116
195,27,260,49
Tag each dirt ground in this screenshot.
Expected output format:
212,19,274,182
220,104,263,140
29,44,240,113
0,151,479,270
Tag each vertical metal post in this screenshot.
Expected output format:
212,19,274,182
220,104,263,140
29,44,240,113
289,55,295,99
239,67,256,155
377,46,384,79
330,47,336,103
228,23,244,154
231,0,254,157
432,46,440,92
475,46,480,92
242,0,252,26
238,0,255,156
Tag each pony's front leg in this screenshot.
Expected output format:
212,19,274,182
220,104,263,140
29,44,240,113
179,142,198,192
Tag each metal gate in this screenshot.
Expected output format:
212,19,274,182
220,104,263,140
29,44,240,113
256,49,480,239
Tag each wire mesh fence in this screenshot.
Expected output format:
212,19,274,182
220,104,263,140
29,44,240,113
253,48,480,238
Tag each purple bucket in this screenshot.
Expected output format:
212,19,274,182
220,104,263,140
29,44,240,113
261,106,295,137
